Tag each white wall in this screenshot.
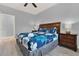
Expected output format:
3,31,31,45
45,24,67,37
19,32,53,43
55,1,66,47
0,5,35,34
0,14,15,37
72,22,79,48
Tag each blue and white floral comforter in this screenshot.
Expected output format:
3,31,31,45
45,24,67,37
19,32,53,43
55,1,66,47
17,32,58,51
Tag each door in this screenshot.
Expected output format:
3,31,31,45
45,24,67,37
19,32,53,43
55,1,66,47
0,14,15,37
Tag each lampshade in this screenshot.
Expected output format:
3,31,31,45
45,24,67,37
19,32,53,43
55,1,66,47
62,18,76,34
64,23,72,33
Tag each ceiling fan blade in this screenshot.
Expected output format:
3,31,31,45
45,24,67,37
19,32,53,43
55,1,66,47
24,3,28,7
32,3,37,8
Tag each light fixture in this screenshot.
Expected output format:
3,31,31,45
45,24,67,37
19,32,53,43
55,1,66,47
62,18,75,34
64,23,72,34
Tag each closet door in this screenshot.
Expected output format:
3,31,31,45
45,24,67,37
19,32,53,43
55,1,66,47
0,14,15,37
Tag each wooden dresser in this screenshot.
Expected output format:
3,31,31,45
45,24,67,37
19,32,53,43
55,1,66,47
59,33,77,51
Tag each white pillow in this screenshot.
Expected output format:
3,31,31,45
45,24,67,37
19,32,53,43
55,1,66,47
38,32,45,34
45,33,53,35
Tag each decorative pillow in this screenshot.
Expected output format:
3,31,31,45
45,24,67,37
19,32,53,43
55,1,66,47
49,27,57,33
38,28,48,33
38,32,45,34
45,33,53,36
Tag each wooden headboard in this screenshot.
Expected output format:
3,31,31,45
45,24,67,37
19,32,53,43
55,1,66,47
39,22,61,33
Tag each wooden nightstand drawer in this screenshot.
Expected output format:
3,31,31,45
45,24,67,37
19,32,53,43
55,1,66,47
59,33,77,51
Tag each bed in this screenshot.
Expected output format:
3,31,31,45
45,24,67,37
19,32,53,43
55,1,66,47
16,22,60,56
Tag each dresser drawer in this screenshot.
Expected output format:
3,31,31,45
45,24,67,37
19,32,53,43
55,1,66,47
60,35,76,43
66,36,76,40
61,35,76,39
60,41,75,48
59,33,77,51
60,38,75,44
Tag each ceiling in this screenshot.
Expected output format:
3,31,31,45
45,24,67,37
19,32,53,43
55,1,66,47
0,3,57,15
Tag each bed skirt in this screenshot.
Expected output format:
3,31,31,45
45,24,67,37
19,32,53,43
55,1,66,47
16,39,58,56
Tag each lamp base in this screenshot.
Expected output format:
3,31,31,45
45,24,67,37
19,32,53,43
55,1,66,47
66,31,71,34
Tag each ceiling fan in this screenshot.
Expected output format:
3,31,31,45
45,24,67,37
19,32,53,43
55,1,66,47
24,3,37,8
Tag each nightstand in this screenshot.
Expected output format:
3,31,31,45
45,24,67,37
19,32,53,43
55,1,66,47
59,33,77,51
